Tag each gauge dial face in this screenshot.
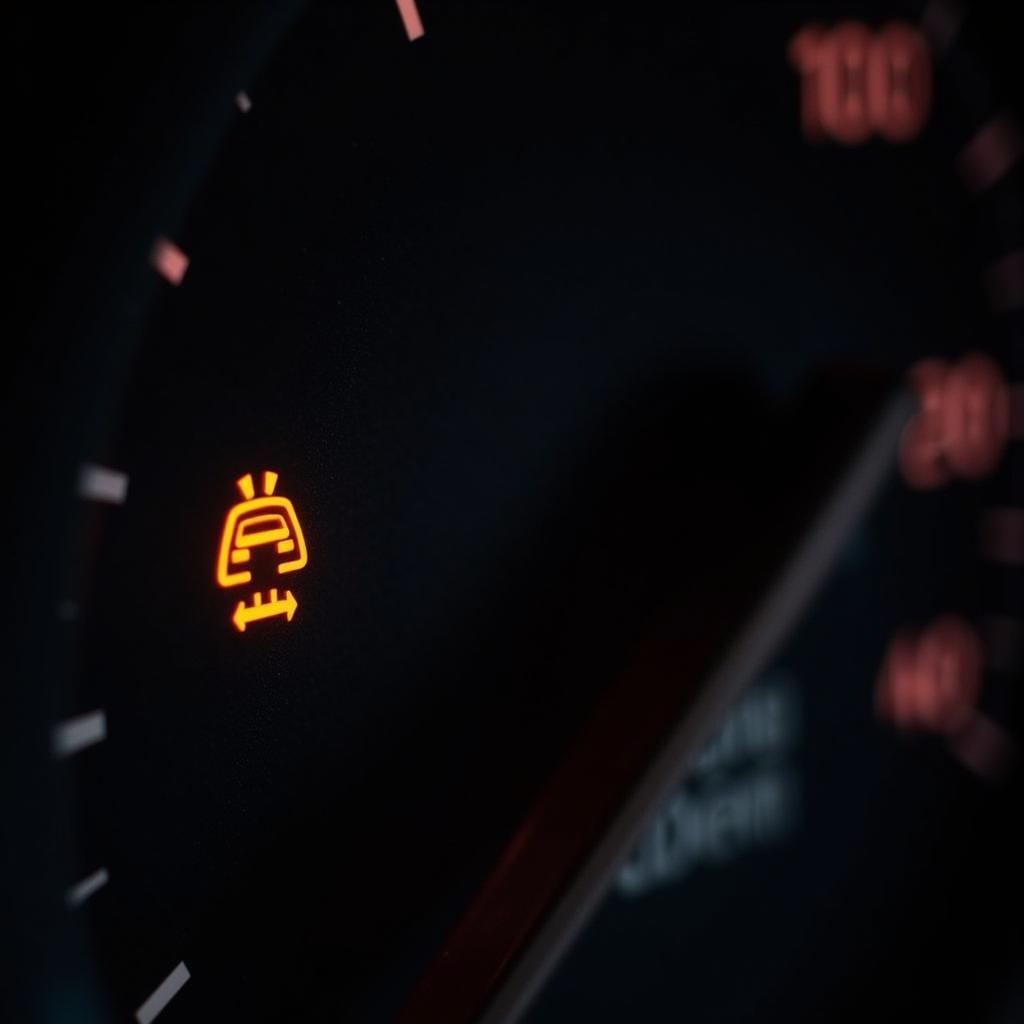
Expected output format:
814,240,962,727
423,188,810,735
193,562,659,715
8,2,1022,1023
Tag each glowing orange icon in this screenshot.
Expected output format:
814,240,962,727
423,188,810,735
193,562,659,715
216,471,308,632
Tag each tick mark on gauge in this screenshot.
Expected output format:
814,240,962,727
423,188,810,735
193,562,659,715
956,113,1022,193
919,0,965,57
948,712,1018,780
1010,384,1024,439
394,0,424,41
985,249,1024,311
135,962,191,1024
78,463,128,504
66,867,109,909
235,90,252,113
982,614,1023,675
52,710,106,758
150,236,190,285
980,507,1024,566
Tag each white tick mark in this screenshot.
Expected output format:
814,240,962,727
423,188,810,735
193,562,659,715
78,463,128,504
52,710,107,759
66,867,109,909
135,962,191,1024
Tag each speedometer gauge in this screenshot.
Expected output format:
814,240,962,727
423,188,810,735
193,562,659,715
7,2,1022,1023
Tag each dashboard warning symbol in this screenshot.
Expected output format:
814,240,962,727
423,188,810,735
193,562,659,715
215,471,308,631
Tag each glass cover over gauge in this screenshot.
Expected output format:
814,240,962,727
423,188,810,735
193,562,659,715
6,2,1022,1023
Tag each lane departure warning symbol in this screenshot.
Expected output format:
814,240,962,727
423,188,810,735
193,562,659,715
216,471,308,632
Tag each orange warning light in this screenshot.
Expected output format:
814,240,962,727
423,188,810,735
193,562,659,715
216,471,308,631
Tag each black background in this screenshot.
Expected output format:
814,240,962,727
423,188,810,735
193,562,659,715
7,2,1022,1022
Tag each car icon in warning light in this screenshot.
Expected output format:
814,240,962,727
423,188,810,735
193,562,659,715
215,471,308,632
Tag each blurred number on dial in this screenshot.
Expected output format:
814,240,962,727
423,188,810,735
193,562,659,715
899,353,1012,489
789,21,932,144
